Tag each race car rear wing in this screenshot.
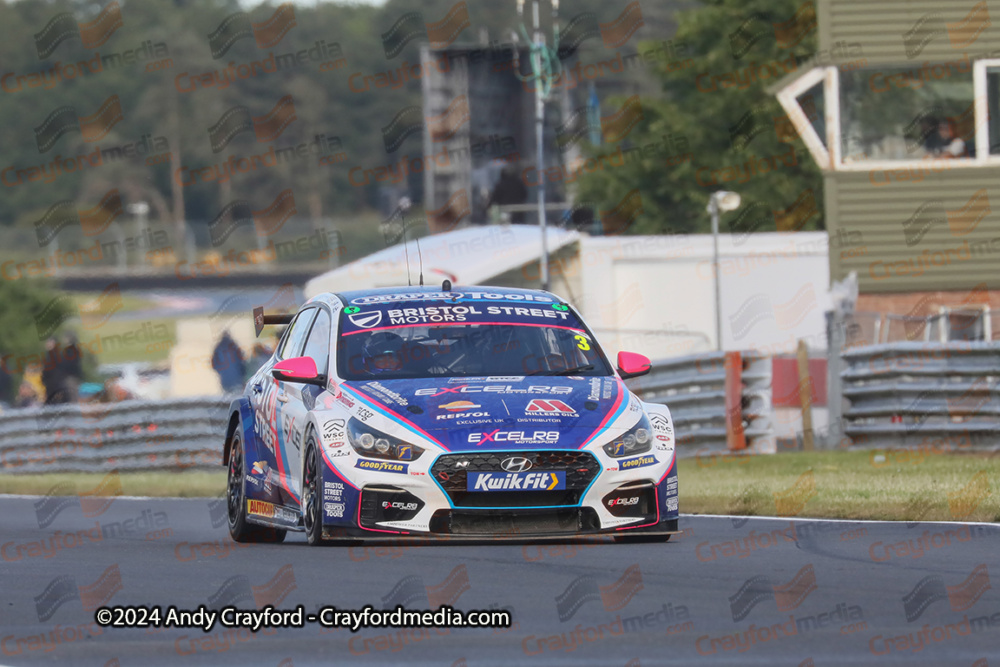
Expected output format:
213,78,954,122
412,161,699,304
253,307,294,337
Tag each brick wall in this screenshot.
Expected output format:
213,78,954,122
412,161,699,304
857,288,999,316
857,288,999,342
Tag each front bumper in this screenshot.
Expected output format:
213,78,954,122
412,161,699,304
323,517,679,541
320,447,679,539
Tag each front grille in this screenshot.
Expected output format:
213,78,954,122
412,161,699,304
430,450,601,508
430,508,601,535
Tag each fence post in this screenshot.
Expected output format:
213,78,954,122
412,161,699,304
796,339,814,451
724,351,746,451
826,309,846,449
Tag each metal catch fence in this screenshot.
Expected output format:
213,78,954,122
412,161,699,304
840,341,1000,451
0,398,230,474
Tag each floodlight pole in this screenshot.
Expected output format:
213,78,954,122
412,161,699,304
534,21,548,291
708,191,741,352
514,0,560,292
709,195,722,351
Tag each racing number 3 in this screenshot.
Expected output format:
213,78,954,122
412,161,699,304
574,335,590,351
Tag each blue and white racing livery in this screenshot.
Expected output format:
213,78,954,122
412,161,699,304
223,285,679,544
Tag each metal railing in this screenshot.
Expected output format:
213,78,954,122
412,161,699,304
0,398,230,474
844,309,1000,346
627,351,774,456
840,341,1000,450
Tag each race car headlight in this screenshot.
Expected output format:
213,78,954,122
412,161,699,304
347,418,423,461
603,416,652,458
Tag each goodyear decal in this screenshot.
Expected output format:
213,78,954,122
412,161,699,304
355,459,408,474
467,471,565,491
619,455,656,470
247,499,275,517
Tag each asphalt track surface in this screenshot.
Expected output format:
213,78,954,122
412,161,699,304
1,497,998,666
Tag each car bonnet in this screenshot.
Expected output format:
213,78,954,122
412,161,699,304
339,376,635,452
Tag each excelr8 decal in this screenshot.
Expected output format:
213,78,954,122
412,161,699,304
467,430,559,445
415,385,572,396
382,501,420,510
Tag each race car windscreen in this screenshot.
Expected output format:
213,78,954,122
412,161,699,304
337,301,612,379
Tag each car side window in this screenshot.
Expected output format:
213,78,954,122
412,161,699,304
277,308,317,360
301,309,331,375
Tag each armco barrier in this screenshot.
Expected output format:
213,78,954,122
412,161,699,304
0,398,230,474
626,351,774,457
840,341,1000,451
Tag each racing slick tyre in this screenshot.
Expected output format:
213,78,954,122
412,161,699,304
613,533,671,544
227,429,286,544
302,435,326,546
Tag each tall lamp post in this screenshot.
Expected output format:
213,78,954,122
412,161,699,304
707,190,741,351
126,201,149,270
512,0,561,291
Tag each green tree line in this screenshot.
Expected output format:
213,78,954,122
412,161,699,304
0,0,820,246
0,0,681,239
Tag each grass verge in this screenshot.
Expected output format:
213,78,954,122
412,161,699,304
678,450,999,522
0,451,996,522
0,471,226,498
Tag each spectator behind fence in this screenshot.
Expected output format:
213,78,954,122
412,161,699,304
246,343,273,381
0,363,11,406
485,165,528,224
61,332,84,403
41,337,69,404
24,362,45,401
94,377,134,403
14,380,39,408
212,331,246,393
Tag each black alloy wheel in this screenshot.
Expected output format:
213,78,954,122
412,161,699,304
227,429,286,543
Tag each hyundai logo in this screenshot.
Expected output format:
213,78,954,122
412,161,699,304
500,457,532,472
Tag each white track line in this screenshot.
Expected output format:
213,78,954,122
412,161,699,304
0,496,994,526
683,513,999,527
0,494,181,501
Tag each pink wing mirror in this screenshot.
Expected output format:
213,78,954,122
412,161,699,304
271,356,325,386
617,351,651,379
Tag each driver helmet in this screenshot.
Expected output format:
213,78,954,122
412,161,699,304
362,331,405,373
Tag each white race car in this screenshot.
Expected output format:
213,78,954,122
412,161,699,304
223,285,678,544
